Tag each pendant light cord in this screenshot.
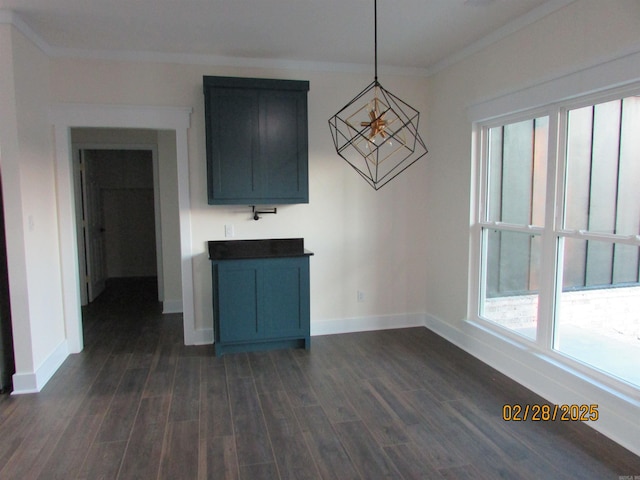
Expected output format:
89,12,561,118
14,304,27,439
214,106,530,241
374,0,378,83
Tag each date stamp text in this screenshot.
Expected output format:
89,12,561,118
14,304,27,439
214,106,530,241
502,403,599,422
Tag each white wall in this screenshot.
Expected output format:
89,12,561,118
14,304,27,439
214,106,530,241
424,0,640,455
0,24,67,392
0,26,33,382
157,130,183,312
50,60,431,338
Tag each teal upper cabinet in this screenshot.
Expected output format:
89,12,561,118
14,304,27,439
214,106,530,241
204,76,310,205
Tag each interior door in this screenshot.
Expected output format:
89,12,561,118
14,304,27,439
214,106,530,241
81,150,107,302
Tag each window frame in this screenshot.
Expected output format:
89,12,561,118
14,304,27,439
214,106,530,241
470,83,640,395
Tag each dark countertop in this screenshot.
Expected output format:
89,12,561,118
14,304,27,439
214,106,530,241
208,238,313,260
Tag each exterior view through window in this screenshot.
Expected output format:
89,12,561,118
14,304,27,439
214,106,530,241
476,93,640,388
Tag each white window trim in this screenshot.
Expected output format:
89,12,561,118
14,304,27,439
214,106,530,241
467,47,640,123
470,109,557,350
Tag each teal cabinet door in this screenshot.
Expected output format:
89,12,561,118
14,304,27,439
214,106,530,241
212,256,311,356
204,76,309,205
260,90,309,202
261,259,310,338
216,262,260,342
206,88,260,202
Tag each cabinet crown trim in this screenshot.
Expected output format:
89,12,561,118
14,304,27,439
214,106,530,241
204,76,309,92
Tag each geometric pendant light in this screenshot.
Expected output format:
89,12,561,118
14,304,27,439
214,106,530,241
328,0,428,190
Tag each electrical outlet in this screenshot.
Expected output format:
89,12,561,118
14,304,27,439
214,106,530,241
224,224,235,238
357,290,365,302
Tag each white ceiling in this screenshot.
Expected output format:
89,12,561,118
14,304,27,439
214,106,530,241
0,0,573,74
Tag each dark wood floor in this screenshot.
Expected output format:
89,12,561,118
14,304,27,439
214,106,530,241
0,277,638,479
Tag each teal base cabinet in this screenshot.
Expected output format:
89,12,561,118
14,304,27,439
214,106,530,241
211,256,311,357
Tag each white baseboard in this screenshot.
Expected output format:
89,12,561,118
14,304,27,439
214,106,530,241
189,313,424,346
186,313,425,346
310,313,425,337
423,313,640,457
190,328,214,345
12,340,69,395
162,299,183,314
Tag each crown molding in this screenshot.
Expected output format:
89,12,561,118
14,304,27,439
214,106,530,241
2,1,577,78
0,9,428,77
467,43,640,122
44,45,431,77
0,9,52,55
426,0,577,76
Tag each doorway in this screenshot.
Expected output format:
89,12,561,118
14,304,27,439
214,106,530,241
76,148,159,305
52,104,195,353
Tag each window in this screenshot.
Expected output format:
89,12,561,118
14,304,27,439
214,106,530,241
479,117,548,341
475,92,640,389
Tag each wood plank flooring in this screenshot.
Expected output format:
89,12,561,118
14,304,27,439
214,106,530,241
0,277,638,479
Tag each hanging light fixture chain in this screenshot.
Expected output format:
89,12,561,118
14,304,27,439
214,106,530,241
374,0,378,83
